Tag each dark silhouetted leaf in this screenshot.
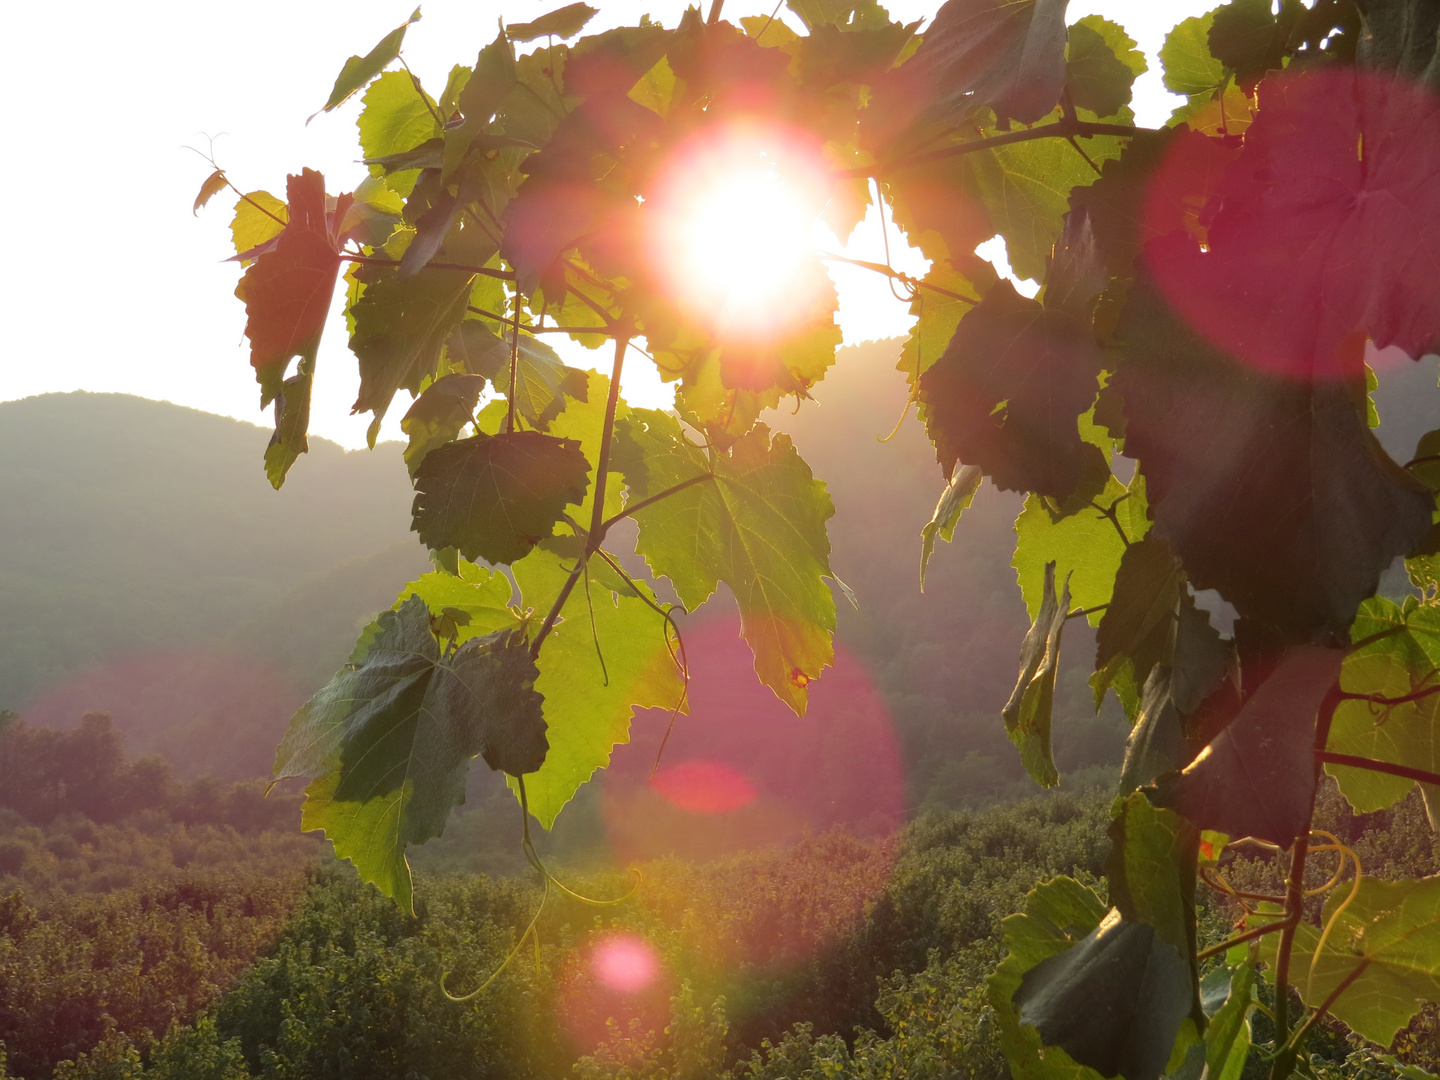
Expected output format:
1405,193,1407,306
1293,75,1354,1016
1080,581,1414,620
1003,561,1070,787
1045,207,1107,323
1115,272,1433,639
920,464,981,588
1208,0,1284,89
274,595,544,913
314,8,422,118
264,357,315,491
1016,909,1194,1080
1150,645,1344,846
1066,17,1143,118
1120,668,1189,796
1094,535,1181,701
919,279,1106,501
869,0,1070,145
350,266,476,438
508,3,598,42
412,430,591,564
400,373,486,475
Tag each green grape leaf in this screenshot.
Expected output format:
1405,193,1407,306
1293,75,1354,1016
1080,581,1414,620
275,595,546,913
1003,560,1070,788
507,3,598,43
622,413,837,715
1207,0,1283,89
1105,791,1201,1009
990,876,1112,1080
1014,473,1148,628
350,265,476,437
445,318,510,375
798,18,921,91
1160,11,1226,103
976,132,1127,283
358,71,443,198
869,0,1070,144
1199,956,1255,1080
386,560,520,637
1043,207,1107,323
1115,273,1434,640
1150,645,1344,847
509,547,686,827
1065,17,1144,119
411,430,591,565
193,169,228,215
442,32,520,184
1261,875,1440,1049
543,369,626,527
264,356,315,491
920,464,982,588
314,8,422,118
918,280,1105,501
1327,596,1440,814
448,321,590,431
1066,130,1175,281
1119,668,1190,796
1014,909,1193,1080
1094,535,1182,702
400,373,486,476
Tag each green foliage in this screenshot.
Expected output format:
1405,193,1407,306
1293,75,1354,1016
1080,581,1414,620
196,3,1440,1077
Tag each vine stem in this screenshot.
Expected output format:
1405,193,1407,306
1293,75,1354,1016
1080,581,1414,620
529,336,628,658
839,117,1150,179
1314,751,1440,787
1196,919,1290,962
342,253,514,280
1270,683,1344,1080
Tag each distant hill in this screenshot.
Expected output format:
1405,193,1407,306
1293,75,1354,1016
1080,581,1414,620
7,349,1434,795
1,392,428,776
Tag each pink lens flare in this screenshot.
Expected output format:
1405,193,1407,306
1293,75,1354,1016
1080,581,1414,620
591,934,662,995
1143,69,1440,381
650,759,759,814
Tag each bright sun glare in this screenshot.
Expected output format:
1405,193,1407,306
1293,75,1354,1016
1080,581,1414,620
651,125,829,340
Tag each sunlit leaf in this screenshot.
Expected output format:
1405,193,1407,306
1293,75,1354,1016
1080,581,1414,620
920,464,982,588
1159,11,1226,104
314,8,422,117
192,169,227,215
400,372,486,475
507,3,597,43
1261,874,1440,1049
620,412,837,714
411,429,591,564
358,71,443,199
507,546,685,827
1065,17,1144,119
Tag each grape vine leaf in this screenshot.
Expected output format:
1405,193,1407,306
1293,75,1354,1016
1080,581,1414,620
230,190,288,264
400,373,486,475
1014,908,1194,1080
274,595,546,914
1114,271,1433,639
314,8,422,119
1003,561,1070,788
1199,956,1255,1080
507,3,598,43
1207,0,1286,89
989,875,1111,1080
618,411,837,714
1094,535,1181,702
920,464,982,587
1159,11,1226,105
1149,645,1344,847
869,0,1070,144
1261,874,1440,1048
508,546,686,827
1326,596,1440,816
1013,473,1149,628
917,279,1105,501
1149,70,1440,381
193,169,227,215
411,430,591,564
1065,17,1144,119
359,71,444,198
350,265,477,438
896,255,995,392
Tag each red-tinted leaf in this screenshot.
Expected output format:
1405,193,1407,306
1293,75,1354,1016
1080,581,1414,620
238,169,352,374
1148,69,1440,380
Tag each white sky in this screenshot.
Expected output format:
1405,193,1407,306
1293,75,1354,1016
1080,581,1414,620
2,0,1214,449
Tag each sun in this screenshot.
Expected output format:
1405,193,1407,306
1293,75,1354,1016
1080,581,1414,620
649,124,831,342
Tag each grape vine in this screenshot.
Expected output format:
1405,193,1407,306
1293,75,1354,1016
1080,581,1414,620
199,1,1440,1077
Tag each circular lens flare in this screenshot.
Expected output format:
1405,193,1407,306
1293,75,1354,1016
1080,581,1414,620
650,124,829,340
591,934,661,994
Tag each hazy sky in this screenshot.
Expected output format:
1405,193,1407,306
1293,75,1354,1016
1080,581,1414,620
3,0,1214,449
